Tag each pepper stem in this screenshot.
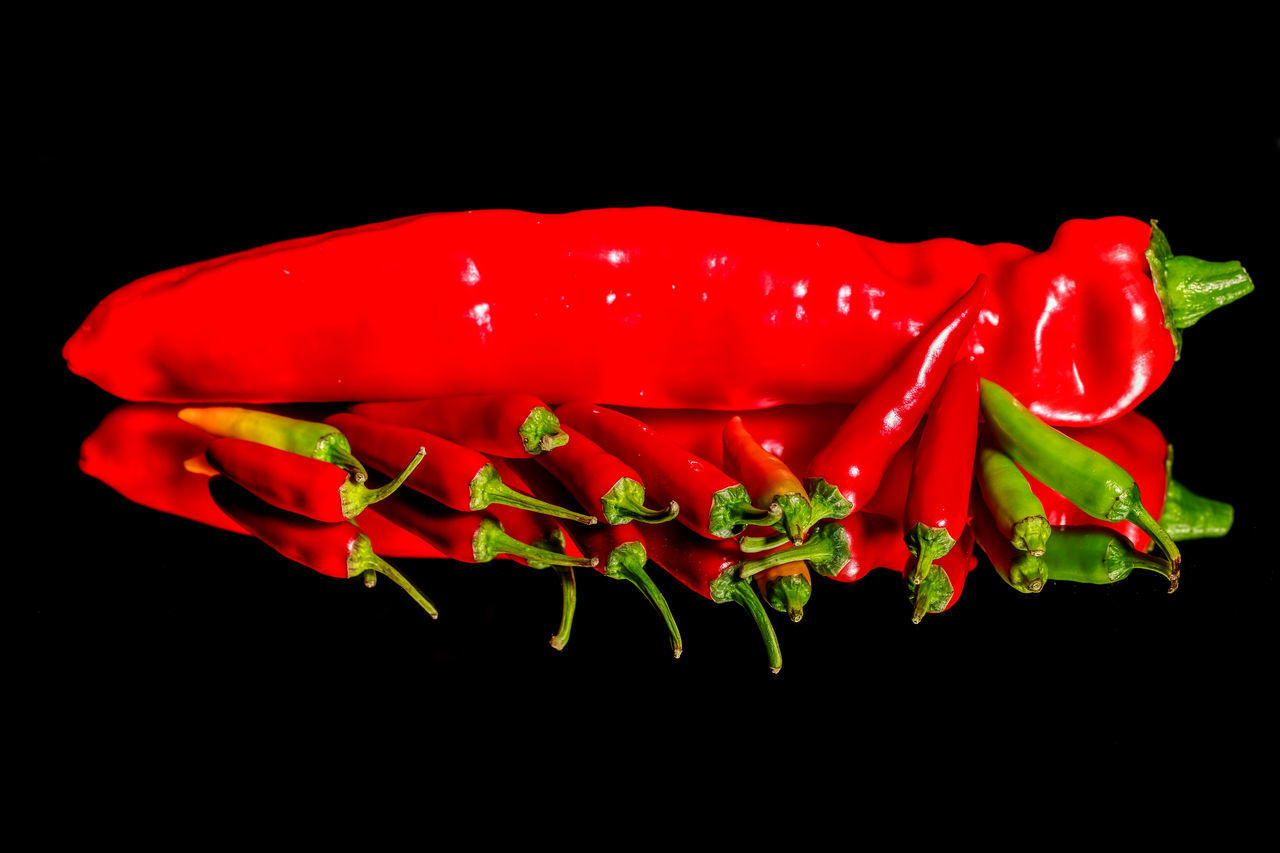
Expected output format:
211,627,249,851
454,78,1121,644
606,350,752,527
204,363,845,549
739,532,791,554
708,483,781,538
519,406,569,455
909,569,954,624
1162,477,1234,542
740,522,851,578
473,518,598,568
549,566,577,651
761,573,811,622
904,522,957,585
717,574,783,674
1147,221,1254,358
472,464,598,524
347,533,438,619
603,541,683,659
601,477,679,524
318,437,369,484
340,446,427,518
1125,499,1182,591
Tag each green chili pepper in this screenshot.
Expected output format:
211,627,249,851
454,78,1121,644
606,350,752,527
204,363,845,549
975,435,1051,555
978,379,1181,588
970,485,1046,594
1041,525,1174,586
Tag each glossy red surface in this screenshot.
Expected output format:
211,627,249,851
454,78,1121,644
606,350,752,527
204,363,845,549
63,209,1172,426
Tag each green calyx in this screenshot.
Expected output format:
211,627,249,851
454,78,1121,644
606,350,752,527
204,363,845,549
763,573,811,622
1010,515,1052,555
909,569,954,624
602,541,683,658
739,521,851,579
904,522,956,586
708,482,781,539
471,463,598,525
1146,221,1254,361
709,569,783,674
518,406,570,454
471,518,598,569
601,477,679,525
339,446,426,519
1162,446,1234,542
799,478,854,538
315,432,369,483
346,532,438,619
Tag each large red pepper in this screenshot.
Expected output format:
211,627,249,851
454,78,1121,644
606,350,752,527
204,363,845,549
64,209,1251,425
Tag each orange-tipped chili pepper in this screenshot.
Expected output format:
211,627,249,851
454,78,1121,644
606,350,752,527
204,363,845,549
326,413,597,525
350,393,569,457
203,437,424,523
531,425,677,525
555,402,779,540
903,357,980,585
209,475,438,618
639,519,782,674
805,275,987,521
179,405,369,482
499,456,683,658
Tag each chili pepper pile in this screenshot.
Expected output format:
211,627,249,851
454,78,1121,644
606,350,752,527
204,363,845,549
66,208,1251,673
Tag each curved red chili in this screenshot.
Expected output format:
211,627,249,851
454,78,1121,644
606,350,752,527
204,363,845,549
805,275,986,515
326,413,596,524
554,402,779,539
903,357,980,585
209,475,439,618
531,425,678,525
64,209,1251,426
351,393,569,456
204,437,424,522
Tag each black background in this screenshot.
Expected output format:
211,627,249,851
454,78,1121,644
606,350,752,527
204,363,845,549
27,100,1277,749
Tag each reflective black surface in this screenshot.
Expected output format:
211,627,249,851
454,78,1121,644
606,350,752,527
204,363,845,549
32,116,1276,747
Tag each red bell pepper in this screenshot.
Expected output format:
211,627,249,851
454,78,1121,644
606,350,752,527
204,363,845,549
350,393,569,456
64,209,1251,426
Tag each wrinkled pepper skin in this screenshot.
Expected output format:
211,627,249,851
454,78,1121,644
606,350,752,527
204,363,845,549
65,208,1199,425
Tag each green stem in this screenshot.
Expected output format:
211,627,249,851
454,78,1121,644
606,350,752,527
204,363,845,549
472,518,598,568
347,533,438,619
738,532,791,553
361,569,377,588
903,522,956,585
317,435,369,484
739,521,851,578
909,568,954,624
1126,501,1181,591
339,446,426,518
601,477,679,524
519,406,569,455
762,573,811,623
711,572,782,674
1146,221,1254,358
708,483,781,538
1162,477,1234,541
549,566,577,651
603,541,683,659
472,464,598,524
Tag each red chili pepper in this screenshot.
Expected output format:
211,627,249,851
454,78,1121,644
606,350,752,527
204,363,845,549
203,437,424,523
554,402,779,539
828,512,911,584
63,209,1250,425
903,357,980,585
325,413,596,525
80,405,449,559
531,425,678,525
350,393,569,456
805,275,987,515
497,456,683,657
638,519,782,673
208,475,439,618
